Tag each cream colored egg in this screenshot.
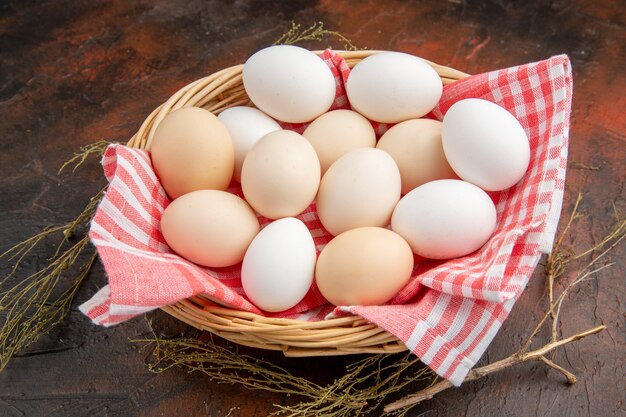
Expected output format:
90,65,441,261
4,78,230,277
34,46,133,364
315,227,414,306
316,148,401,236
160,190,260,267
377,119,457,194
151,107,234,200
241,130,321,219
302,109,376,174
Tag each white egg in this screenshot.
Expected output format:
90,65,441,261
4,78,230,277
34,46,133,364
218,106,281,182
241,217,316,312
442,98,531,191
242,45,336,123
391,179,497,259
346,51,443,123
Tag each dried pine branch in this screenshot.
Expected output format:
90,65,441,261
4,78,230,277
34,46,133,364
274,21,362,51
135,322,434,417
58,139,110,175
0,142,109,373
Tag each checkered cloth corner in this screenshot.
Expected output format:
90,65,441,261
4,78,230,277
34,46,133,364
79,50,573,386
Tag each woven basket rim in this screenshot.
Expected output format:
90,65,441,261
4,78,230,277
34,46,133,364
127,49,469,356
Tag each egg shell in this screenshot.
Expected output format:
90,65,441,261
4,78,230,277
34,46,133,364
346,51,443,123
376,119,458,194
160,190,260,267
150,107,234,200
241,130,321,220
242,45,336,123
241,218,316,312
217,106,282,182
442,98,531,191
302,109,376,174
391,179,497,259
316,148,401,236
315,227,414,306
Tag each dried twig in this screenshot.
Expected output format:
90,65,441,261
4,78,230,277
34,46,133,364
274,21,361,51
538,356,577,384
135,323,434,417
0,143,109,373
569,161,600,171
384,194,623,413
58,139,110,174
134,190,623,416
384,326,604,412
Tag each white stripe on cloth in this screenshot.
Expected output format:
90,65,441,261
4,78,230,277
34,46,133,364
78,285,110,315
116,156,166,213
110,304,158,316
98,198,163,251
405,293,452,352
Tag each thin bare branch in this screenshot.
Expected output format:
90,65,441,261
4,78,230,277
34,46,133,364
384,326,605,412
538,356,577,384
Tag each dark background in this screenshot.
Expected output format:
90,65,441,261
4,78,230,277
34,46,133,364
1,1,624,416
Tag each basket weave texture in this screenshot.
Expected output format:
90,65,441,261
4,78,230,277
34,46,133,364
126,50,469,357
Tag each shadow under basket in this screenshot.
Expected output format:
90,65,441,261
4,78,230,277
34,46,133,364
126,50,470,357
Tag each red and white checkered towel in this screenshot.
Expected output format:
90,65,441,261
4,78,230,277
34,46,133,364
79,49,572,386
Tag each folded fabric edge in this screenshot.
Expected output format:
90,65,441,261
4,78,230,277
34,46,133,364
79,286,159,327
538,55,573,254
538,181,564,254
101,143,123,183
435,257,537,385
349,286,530,386
78,285,114,326
431,296,520,385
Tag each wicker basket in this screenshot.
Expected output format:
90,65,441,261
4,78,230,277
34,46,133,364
126,50,469,357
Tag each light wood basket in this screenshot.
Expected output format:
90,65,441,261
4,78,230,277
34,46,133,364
126,50,469,357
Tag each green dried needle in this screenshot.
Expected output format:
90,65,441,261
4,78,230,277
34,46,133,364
0,141,109,373
274,21,362,51
135,322,435,417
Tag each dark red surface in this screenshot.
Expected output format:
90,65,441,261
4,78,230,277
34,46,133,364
1,1,624,416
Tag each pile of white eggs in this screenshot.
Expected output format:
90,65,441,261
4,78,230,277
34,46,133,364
151,45,531,312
